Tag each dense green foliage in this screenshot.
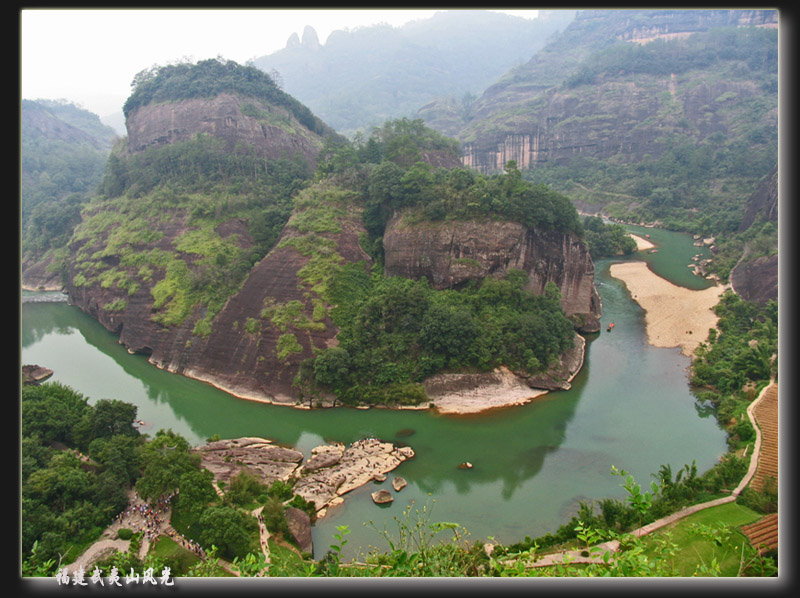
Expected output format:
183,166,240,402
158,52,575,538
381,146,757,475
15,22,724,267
123,58,327,135
319,119,583,239
21,100,115,258
101,133,310,201
297,265,574,406
21,383,143,567
565,27,777,87
582,215,638,258
691,292,778,441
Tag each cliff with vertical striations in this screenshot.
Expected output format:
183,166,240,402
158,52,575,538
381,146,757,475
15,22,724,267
383,214,601,333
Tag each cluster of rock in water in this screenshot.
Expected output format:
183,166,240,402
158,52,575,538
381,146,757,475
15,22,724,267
192,436,414,553
193,436,414,515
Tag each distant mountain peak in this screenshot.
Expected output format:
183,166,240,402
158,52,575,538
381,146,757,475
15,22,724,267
302,25,320,48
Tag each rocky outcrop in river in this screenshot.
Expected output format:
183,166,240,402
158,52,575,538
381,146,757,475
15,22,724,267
193,436,415,519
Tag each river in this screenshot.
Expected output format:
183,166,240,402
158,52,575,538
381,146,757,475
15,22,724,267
20,227,726,560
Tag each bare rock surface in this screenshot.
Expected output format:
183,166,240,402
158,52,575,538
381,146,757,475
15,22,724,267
383,214,601,333
425,366,547,415
193,437,304,485
193,437,414,517
293,438,414,514
126,93,331,168
371,489,394,504
22,364,54,385
284,506,313,554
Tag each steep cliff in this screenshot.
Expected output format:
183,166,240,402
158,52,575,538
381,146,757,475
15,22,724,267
729,166,779,306
739,166,778,233
435,8,778,236
65,179,371,406
62,59,359,405
60,60,597,407
157,188,373,404
383,213,601,333
125,93,330,169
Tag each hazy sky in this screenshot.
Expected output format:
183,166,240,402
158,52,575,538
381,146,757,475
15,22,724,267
20,8,539,119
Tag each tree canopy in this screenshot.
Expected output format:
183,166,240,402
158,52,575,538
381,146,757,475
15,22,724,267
123,58,327,135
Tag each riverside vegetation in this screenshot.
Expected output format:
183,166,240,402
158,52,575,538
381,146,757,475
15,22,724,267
21,17,778,575
59,70,612,408
22,289,777,577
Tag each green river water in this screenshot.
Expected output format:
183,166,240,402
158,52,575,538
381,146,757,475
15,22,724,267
20,227,726,560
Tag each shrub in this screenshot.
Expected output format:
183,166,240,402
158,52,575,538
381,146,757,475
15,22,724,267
117,528,133,540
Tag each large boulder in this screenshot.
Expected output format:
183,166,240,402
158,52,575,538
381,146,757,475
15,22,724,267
284,506,313,554
371,489,393,504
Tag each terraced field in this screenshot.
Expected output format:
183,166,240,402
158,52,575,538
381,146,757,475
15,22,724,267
741,513,778,555
751,383,779,493
741,383,779,554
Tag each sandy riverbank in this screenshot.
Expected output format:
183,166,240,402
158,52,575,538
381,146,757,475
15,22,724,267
629,233,656,251
426,367,550,415
608,261,724,357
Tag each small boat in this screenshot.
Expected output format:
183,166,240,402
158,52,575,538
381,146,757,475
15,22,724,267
649,249,659,254
607,322,615,332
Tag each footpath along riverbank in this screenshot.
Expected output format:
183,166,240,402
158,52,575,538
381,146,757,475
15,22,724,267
526,380,778,568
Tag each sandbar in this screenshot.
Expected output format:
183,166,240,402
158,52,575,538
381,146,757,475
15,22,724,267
609,261,724,357
629,233,656,251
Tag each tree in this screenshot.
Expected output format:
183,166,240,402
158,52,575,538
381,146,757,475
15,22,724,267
225,469,264,507
88,434,143,485
175,469,217,519
21,383,92,446
313,347,352,394
419,304,479,361
197,506,256,561
91,399,139,439
135,430,199,501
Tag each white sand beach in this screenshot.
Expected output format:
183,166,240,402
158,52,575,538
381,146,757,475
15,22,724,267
609,261,724,357
629,233,656,251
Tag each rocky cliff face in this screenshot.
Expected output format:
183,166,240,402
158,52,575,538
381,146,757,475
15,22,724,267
739,166,778,233
125,93,329,168
65,196,372,406
461,76,770,174
438,9,778,175
730,165,779,306
382,214,601,332
730,255,778,307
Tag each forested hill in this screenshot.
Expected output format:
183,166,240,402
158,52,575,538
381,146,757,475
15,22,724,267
123,58,331,138
250,10,576,137
54,47,598,408
429,8,778,243
21,99,117,265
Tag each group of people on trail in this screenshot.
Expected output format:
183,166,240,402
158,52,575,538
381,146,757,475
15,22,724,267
110,492,206,559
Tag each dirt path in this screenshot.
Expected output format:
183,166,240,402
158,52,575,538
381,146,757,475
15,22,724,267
253,505,271,566
66,539,131,574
